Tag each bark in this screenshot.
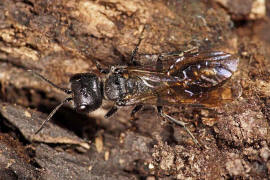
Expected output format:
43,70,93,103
0,0,269,179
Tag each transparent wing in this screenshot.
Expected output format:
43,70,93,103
121,51,239,107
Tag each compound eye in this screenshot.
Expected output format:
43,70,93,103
78,104,87,112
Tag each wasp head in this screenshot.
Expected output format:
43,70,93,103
70,73,103,112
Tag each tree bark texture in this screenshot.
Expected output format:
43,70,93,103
0,0,269,179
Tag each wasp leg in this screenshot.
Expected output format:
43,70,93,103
130,39,142,66
131,104,143,117
157,106,201,147
130,26,146,66
104,106,118,118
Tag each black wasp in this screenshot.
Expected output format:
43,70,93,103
30,40,239,146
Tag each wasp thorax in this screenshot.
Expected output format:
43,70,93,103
70,73,102,112
104,73,127,101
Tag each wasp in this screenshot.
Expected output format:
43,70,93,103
29,43,239,146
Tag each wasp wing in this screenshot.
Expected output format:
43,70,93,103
155,83,240,107
122,51,239,107
133,50,197,72
167,51,239,95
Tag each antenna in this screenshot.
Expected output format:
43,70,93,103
28,70,72,94
35,97,72,134
28,70,73,134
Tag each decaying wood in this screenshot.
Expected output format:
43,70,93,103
0,0,269,179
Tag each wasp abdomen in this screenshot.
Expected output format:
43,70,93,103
168,51,239,95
